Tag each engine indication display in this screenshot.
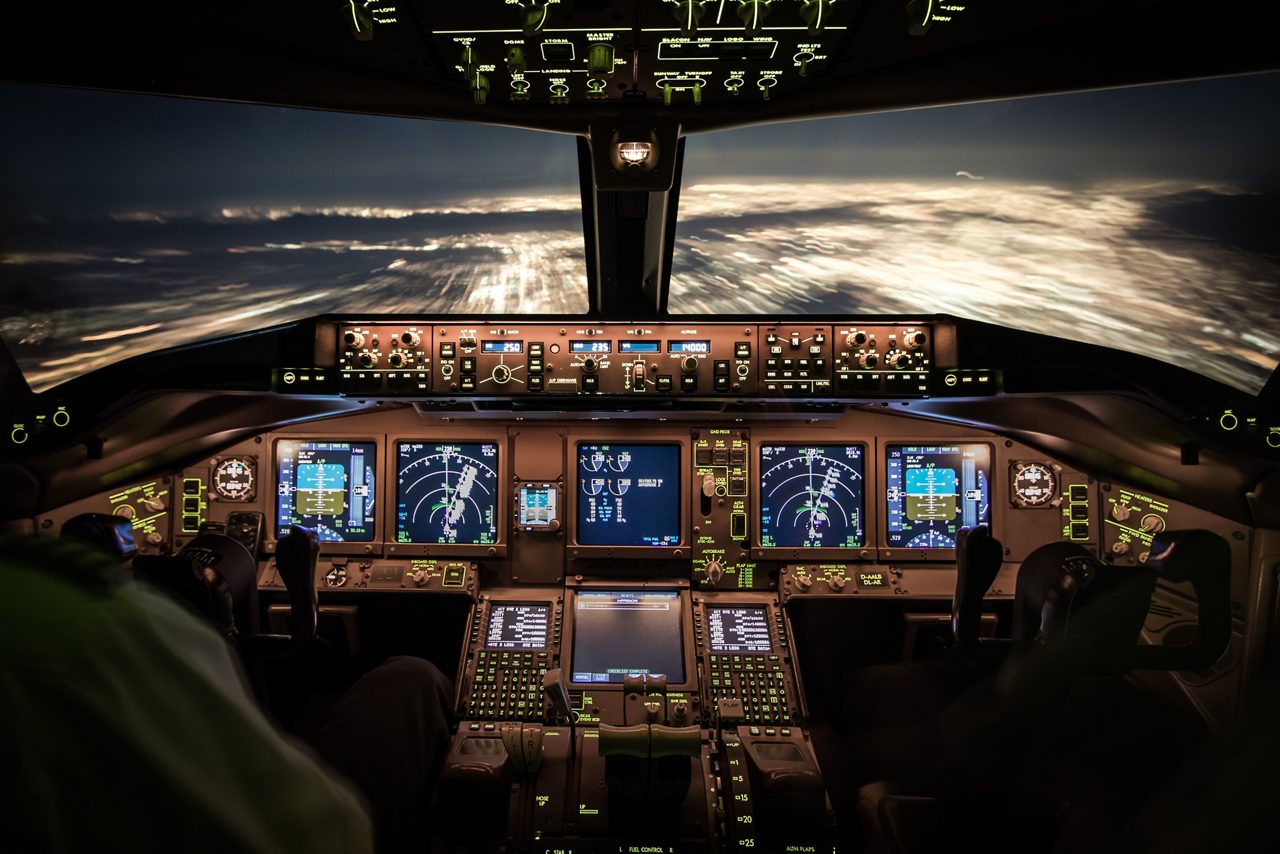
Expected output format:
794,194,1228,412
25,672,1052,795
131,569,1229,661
759,445,866,548
886,444,991,549
396,442,499,545
276,441,376,542
213,457,256,502
577,443,681,546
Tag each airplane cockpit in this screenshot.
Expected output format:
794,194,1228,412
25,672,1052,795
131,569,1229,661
2,2,1278,852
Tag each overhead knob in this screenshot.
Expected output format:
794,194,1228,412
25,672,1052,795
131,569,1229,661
1111,503,1131,522
905,331,926,350
891,352,912,369
587,43,615,78
343,330,365,349
705,561,724,583
794,573,813,591
359,353,377,369
520,1,550,34
492,364,512,384
674,0,708,36
858,353,879,369
846,330,867,348
388,352,404,368
737,0,772,37
799,0,834,33
506,46,528,74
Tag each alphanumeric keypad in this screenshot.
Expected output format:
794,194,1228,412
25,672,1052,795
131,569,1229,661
467,649,549,721
707,654,791,724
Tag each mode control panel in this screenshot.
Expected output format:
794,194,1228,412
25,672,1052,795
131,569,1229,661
331,320,948,399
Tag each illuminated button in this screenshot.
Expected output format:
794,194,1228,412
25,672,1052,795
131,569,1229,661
766,334,777,344
459,376,476,391
460,357,477,373
184,478,202,496
735,342,751,358
714,376,730,391
730,477,746,494
440,343,456,358
1069,522,1089,540
696,449,713,466
1069,485,1088,502
730,448,745,465
1070,505,1089,521
582,375,599,392
10,426,28,445
681,376,697,392
766,359,779,369
714,360,730,376
810,345,823,355
770,345,782,355
529,358,544,372
713,450,729,465
530,343,544,356
656,375,673,392
52,409,70,428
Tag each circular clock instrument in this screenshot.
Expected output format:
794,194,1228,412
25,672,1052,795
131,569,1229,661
1012,462,1057,507
213,457,256,501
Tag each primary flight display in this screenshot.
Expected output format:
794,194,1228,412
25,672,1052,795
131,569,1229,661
885,444,991,548
275,440,376,542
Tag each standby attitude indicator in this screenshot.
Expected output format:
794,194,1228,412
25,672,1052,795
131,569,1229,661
396,442,499,545
759,445,865,548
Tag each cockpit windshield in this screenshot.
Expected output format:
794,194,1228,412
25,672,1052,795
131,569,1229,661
0,84,587,392
671,72,1280,395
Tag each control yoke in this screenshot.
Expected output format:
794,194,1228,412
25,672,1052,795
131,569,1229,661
952,525,1004,648
1133,529,1233,671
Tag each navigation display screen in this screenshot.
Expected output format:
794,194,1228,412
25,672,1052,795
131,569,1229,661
276,441,376,542
576,443,680,546
396,442,499,545
886,444,991,549
486,604,550,650
707,607,773,653
571,591,685,683
759,444,865,548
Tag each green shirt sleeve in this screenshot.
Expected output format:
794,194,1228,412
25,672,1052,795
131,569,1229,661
0,539,374,854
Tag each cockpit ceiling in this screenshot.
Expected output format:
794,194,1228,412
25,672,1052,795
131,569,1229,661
4,1,1278,133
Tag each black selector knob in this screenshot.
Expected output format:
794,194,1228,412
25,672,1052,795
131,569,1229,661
681,356,699,373
582,358,598,373
859,353,879,369
359,353,377,368
906,331,926,350
892,353,912,369
400,331,421,348
388,353,404,368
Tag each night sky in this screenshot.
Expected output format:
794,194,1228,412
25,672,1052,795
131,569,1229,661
2,72,1278,220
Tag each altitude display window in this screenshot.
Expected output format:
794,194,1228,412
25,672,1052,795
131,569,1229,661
759,444,865,548
885,444,991,548
576,443,681,546
276,441,376,542
396,442,499,545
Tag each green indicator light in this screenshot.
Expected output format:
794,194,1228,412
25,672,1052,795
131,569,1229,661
52,408,70,428
1267,430,1280,449
1220,411,1239,431
10,425,29,445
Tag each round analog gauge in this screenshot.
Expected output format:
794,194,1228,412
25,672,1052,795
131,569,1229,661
213,457,256,501
1012,462,1057,507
